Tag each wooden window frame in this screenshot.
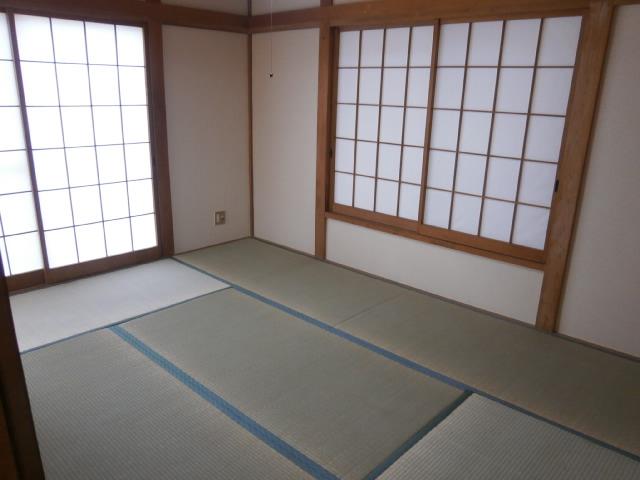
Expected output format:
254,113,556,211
0,7,174,293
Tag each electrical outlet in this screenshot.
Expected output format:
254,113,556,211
214,211,226,225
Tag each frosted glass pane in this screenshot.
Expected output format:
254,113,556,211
438,23,469,66
401,146,423,184
496,68,533,113
27,107,63,149
410,26,433,67
21,62,58,106
0,62,19,106
89,65,120,105
339,31,359,68
70,186,102,225
384,28,410,67
406,68,429,108
519,161,556,207
15,15,53,62
464,68,496,111
424,188,451,227
57,64,91,106
455,153,486,195
379,106,403,144
486,157,519,201
381,68,406,106
531,68,573,115
125,143,151,180
128,179,154,216
33,149,68,190
378,143,400,180
337,68,358,103
0,240,8,274
0,14,12,60
334,172,353,206
45,227,77,268
5,232,43,274
434,68,464,109
336,104,356,139
355,141,377,176
358,68,381,105
403,108,426,146
354,175,375,210
480,199,514,241
0,150,31,194
119,67,147,105
451,193,481,234
116,26,145,66
86,22,117,65
459,111,491,154
375,179,398,215
97,145,126,183
360,29,383,67
538,16,581,66
39,189,73,230
356,105,378,142
430,109,459,151
100,182,129,220
468,21,503,66
0,108,25,151
61,107,94,147
502,19,540,66
104,218,132,256
525,115,565,162
427,150,455,190
75,222,106,262
335,139,354,172
399,183,420,220
93,106,122,145
491,113,526,158
51,18,86,63
0,192,38,234
131,213,157,250
513,204,549,249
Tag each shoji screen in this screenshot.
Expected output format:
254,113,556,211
332,16,582,257
12,15,157,270
0,13,43,276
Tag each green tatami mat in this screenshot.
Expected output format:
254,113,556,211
22,330,311,480
177,239,640,456
178,238,405,326
379,395,640,479
123,289,465,480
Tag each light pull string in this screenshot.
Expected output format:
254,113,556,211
269,0,274,78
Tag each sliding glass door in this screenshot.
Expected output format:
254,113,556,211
0,12,159,289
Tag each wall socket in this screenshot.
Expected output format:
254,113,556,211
214,211,226,225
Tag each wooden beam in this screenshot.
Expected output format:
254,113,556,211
249,0,593,32
0,0,248,32
248,0,255,237
0,395,19,480
315,22,334,259
536,0,614,331
0,265,45,479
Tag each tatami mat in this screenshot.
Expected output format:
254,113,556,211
178,239,640,457
122,289,465,480
22,330,311,480
11,258,227,352
379,395,640,479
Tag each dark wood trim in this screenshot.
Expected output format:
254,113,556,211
0,0,248,32
0,395,19,480
248,0,594,32
5,270,44,293
146,19,175,256
315,21,335,258
326,210,544,270
536,1,614,331
0,265,45,480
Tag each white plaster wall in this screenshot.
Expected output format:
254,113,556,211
252,0,320,15
161,0,248,15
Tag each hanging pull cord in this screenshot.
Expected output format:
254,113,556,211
269,0,274,78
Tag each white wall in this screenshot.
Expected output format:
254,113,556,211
163,26,250,253
327,220,543,323
161,0,248,15
558,5,640,357
252,29,318,254
252,0,320,15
